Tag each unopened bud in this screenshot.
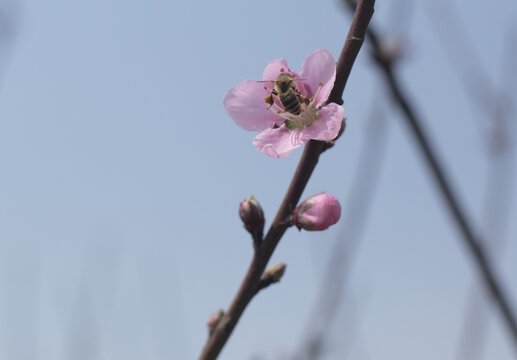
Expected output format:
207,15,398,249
263,262,286,282
207,309,224,336
239,195,265,237
379,37,405,63
292,193,341,231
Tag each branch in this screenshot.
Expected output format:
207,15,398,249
199,1,375,359
344,0,517,352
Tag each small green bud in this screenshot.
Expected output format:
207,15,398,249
263,263,286,282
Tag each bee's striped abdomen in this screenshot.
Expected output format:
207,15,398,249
279,92,301,115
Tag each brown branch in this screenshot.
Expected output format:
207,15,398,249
198,1,375,359
345,0,517,352
328,0,372,106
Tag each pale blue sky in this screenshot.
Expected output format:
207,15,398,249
0,0,516,359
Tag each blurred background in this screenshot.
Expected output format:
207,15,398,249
0,0,516,359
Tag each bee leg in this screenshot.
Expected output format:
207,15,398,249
297,94,310,106
264,90,278,109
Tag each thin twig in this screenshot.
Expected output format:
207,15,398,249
344,0,517,352
199,1,375,359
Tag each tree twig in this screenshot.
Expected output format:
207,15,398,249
198,1,375,359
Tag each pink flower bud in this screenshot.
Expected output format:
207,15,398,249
292,193,341,231
207,309,224,335
239,195,265,237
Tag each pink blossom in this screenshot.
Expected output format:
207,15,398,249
292,193,341,231
223,49,344,158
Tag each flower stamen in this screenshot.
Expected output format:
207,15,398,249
264,80,326,131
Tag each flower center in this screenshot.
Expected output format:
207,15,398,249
267,82,323,131
283,101,318,130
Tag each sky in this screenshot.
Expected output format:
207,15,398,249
0,0,516,359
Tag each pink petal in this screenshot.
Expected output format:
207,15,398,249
300,103,344,142
223,80,283,131
263,58,292,81
261,58,308,108
252,125,307,158
299,49,336,107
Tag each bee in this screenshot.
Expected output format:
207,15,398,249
259,73,307,115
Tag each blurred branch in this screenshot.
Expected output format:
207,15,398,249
0,0,20,87
425,1,514,153
198,1,375,359
458,148,515,360
293,102,389,360
425,3,495,118
64,283,101,360
343,0,517,353
424,5,517,359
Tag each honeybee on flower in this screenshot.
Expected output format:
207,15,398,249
223,49,344,158
259,72,307,116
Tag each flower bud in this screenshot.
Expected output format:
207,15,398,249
292,193,341,231
262,262,286,283
258,263,287,291
239,195,265,237
207,309,225,336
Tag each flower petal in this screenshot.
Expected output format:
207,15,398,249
252,125,307,158
299,49,336,106
262,57,304,96
263,58,291,81
300,103,344,142
223,80,283,131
